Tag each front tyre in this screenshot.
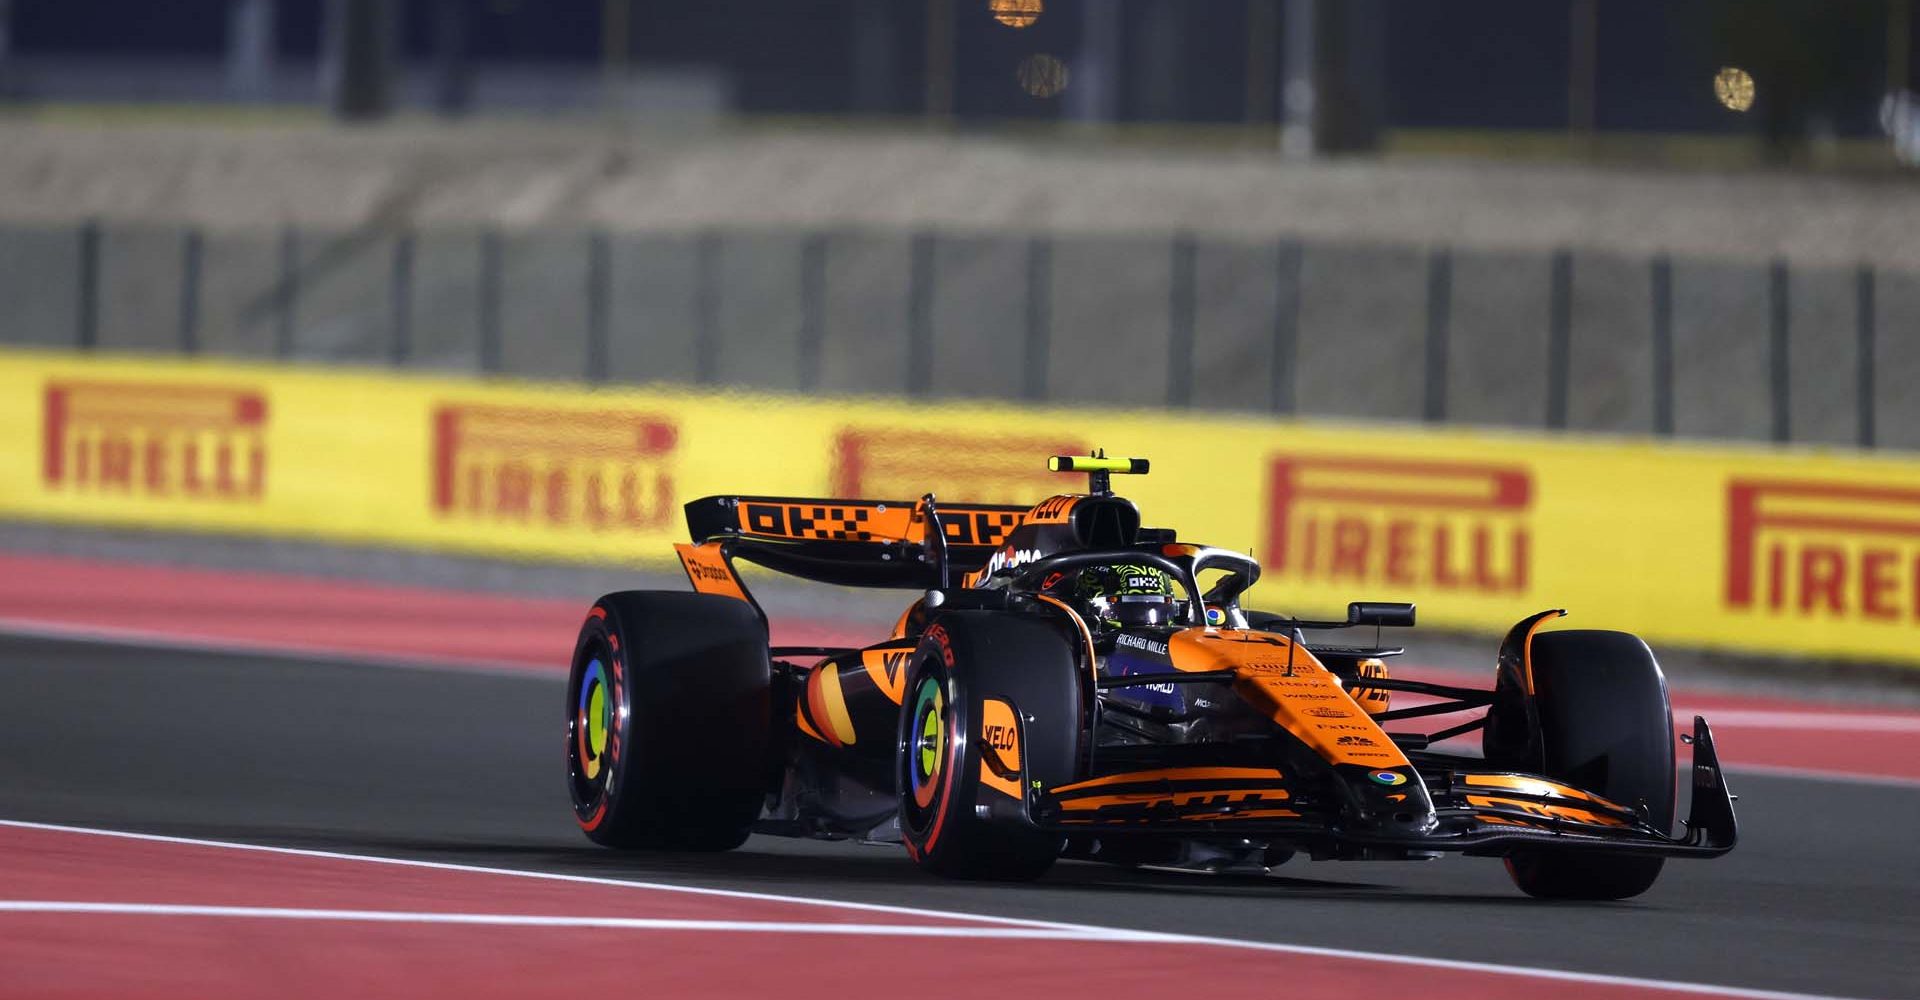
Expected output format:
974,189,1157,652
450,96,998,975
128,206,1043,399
567,591,771,851
898,612,1082,881
1493,629,1675,900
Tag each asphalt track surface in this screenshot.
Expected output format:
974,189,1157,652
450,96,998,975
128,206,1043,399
2,633,1916,999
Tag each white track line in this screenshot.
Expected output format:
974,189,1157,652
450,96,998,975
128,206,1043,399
0,819,1860,1000
0,902,1143,939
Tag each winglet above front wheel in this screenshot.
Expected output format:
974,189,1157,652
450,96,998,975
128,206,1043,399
1680,715,1739,855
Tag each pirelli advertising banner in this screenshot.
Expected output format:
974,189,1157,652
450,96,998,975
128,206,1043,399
4,347,1920,667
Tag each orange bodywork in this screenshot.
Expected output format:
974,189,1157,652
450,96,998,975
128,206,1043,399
1166,629,1412,770
1051,766,1286,794
673,541,749,602
1050,766,1297,821
1347,657,1391,715
861,646,910,704
1460,773,1631,813
1517,609,1566,695
804,662,858,747
1465,795,1632,828
1056,791,1297,818
978,698,1024,799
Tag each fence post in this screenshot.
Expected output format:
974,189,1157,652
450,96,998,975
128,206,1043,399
797,232,826,393
1650,254,1674,436
477,227,501,374
1023,235,1051,402
275,224,298,358
390,232,413,365
1422,247,1451,423
76,220,101,350
1271,238,1301,415
1166,234,1197,408
1857,264,1876,449
694,230,720,385
1546,249,1572,429
905,232,934,397
586,230,611,383
1768,257,1790,444
178,228,203,354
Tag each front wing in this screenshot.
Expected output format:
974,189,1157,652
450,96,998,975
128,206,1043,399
1026,716,1737,858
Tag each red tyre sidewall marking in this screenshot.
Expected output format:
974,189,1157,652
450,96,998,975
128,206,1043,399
576,610,623,834
919,668,964,858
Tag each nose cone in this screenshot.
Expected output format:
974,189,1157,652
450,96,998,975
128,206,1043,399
1340,765,1438,836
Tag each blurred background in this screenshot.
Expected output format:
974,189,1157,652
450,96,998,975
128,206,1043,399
6,0,1920,666
2,0,1919,446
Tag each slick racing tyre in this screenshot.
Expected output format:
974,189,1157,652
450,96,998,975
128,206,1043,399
567,591,771,851
1493,630,1676,900
898,612,1083,881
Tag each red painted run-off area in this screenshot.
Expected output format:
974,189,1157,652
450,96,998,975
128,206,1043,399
0,822,1792,1000
3,551,1918,785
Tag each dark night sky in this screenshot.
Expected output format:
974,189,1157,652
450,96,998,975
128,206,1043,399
5,0,1897,133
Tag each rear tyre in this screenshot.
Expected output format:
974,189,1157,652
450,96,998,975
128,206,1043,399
566,591,771,851
1493,630,1675,900
898,612,1083,881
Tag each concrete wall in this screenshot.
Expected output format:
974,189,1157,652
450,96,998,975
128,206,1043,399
0,219,1901,450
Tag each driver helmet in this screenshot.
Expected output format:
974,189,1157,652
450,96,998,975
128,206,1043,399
1072,563,1176,628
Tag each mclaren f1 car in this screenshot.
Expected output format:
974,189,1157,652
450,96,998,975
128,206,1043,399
564,455,1737,899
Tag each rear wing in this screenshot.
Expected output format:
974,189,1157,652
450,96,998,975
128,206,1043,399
681,495,1031,590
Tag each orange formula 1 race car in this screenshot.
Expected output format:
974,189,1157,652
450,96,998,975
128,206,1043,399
564,455,1737,899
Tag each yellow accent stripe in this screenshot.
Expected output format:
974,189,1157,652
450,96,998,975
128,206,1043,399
818,663,857,747
794,702,827,744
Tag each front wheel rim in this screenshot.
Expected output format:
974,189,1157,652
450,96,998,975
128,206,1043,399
568,635,619,813
906,676,947,815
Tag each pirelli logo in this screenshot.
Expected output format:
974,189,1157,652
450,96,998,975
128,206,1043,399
1726,479,1920,622
1265,456,1531,594
831,429,1084,506
42,381,268,501
431,404,677,530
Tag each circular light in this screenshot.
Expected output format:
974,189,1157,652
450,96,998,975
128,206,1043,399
990,0,1042,28
1714,66,1755,113
1017,53,1069,99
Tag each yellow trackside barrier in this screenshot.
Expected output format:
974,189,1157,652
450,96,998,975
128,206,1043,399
3,346,1920,667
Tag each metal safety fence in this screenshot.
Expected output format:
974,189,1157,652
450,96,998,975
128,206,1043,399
2,219,1912,450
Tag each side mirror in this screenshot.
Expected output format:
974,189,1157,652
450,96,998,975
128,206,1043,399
1348,602,1415,628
